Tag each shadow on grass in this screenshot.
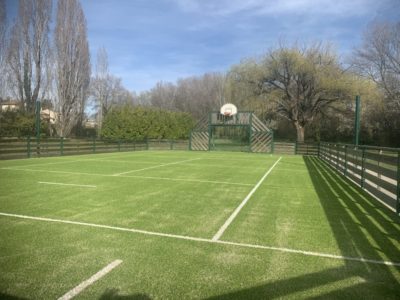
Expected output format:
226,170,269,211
0,293,28,300
304,156,400,261
99,289,151,300
204,156,400,299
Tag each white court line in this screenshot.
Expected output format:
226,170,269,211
0,167,251,186
212,157,282,241
38,182,97,188
112,158,201,176
0,212,399,267
125,175,253,186
9,158,96,169
57,259,122,300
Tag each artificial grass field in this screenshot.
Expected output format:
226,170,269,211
0,150,399,299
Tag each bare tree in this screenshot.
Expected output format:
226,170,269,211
146,72,226,119
149,81,177,110
0,0,7,98
354,22,400,109
54,0,90,137
90,47,126,135
6,0,52,112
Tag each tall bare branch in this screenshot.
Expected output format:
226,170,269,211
354,21,400,109
0,0,8,98
54,0,90,137
6,0,52,112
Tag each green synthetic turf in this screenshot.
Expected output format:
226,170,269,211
0,151,399,299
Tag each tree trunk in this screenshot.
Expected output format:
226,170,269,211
295,123,305,142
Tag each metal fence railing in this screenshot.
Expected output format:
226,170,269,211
319,142,399,216
0,137,189,160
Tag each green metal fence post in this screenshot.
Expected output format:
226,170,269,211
248,113,253,153
336,144,339,169
208,112,212,151
361,147,366,189
146,138,149,150
60,137,64,156
317,142,321,158
35,100,41,157
344,145,348,176
271,130,275,154
35,100,41,142
27,136,31,158
396,151,400,216
170,140,173,150
295,141,298,155
354,95,361,147
118,140,121,152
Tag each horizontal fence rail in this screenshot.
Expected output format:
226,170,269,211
319,142,399,216
0,137,189,160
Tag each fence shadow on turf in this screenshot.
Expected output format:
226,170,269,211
204,156,400,299
0,293,28,300
304,156,400,263
98,289,152,300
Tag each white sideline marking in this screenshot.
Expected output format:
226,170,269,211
57,260,122,300
38,182,96,188
0,167,251,186
212,157,282,241
0,212,399,267
112,158,201,176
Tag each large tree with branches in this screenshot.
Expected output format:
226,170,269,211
230,44,354,142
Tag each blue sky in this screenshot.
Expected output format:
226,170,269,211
5,0,399,93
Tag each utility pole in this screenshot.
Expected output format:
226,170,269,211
354,95,361,147
36,100,41,155
35,100,41,141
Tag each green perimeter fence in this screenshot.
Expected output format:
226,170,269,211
0,137,398,216
0,137,189,160
319,142,400,216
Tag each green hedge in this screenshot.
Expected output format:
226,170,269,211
0,111,49,137
101,106,194,140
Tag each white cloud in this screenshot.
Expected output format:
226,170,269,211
171,0,386,17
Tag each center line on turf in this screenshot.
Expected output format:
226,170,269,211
212,156,282,241
0,212,399,267
112,158,201,176
57,259,122,300
38,182,97,188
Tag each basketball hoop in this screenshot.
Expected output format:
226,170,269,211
220,103,237,116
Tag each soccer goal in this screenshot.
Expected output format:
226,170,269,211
190,104,273,153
